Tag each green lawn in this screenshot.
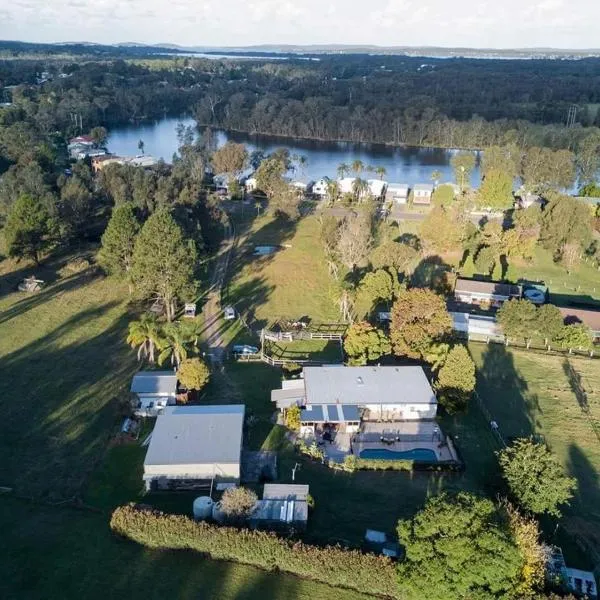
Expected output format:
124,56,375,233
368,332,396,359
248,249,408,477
263,338,343,363
0,497,372,600
468,343,600,566
226,214,340,326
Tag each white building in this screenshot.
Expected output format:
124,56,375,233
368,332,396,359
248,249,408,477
386,183,409,204
367,179,387,199
312,177,331,198
272,366,438,435
412,183,434,205
143,405,245,491
130,371,178,417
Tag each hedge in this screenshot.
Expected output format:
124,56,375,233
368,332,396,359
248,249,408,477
111,504,399,599
343,455,464,473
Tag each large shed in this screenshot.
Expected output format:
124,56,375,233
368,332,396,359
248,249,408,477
143,405,245,491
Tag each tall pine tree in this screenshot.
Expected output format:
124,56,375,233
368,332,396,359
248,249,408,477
98,204,140,279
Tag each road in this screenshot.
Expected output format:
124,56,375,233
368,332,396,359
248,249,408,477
201,217,235,363
325,206,502,225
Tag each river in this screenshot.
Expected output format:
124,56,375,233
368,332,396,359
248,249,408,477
107,117,481,187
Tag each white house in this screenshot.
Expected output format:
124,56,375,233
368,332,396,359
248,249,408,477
245,176,258,193
386,183,409,204
412,183,434,205
454,278,522,307
367,179,387,199
312,177,331,198
143,405,245,491
130,371,178,417
272,366,437,435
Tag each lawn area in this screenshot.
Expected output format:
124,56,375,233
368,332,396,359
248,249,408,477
263,338,343,363
0,497,372,600
226,213,340,326
469,342,600,566
0,254,137,500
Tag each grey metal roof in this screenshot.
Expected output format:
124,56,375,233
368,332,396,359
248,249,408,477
303,366,436,406
251,498,308,524
263,484,309,501
271,387,305,407
413,183,434,192
131,371,177,395
144,405,245,467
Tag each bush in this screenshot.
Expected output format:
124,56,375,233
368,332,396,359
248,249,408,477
111,504,399,598
220,487,258,523
344,455,414,471
284,405,301,432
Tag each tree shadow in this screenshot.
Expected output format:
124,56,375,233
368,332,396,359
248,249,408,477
411,255,454,294
396,232,421,251
0,302,136,501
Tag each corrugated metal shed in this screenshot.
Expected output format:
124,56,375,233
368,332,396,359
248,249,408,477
131,371,177,395
144,405,244,467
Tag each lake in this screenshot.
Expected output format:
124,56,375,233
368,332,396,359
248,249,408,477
107,117,481,187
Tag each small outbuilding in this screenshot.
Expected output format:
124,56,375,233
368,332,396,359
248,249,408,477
131,371,178,417
250,483,310,530
143,405,245,491
412,183,434,205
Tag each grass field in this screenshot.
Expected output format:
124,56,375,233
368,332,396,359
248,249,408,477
468,343,600,566
226,213,340,326
263,338,343,363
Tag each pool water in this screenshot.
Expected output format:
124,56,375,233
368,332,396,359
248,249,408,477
359,448,438,462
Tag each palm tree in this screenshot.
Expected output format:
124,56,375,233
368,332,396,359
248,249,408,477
326,180,340,203
138,139,145,155
352,177,368,202
158,322,193,367
127,314,163,364
431,170,442,185
375,166,387,180
337,162,350,179
351,159,364,176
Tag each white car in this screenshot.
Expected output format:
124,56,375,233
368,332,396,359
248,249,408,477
223,306,236,320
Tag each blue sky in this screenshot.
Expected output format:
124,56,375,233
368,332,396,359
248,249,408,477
0,0,597,49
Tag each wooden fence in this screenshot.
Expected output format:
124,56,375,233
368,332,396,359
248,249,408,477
262,329,344,342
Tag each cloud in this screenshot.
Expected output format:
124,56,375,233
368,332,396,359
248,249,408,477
0,0,598,48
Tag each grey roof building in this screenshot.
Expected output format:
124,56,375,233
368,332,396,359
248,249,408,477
250,484,310,530
143,405,245,490
131,371,177,396
272,366,437,421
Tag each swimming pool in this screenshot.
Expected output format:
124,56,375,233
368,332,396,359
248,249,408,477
359,448,438,462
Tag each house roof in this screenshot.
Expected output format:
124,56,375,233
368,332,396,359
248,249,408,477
131,371,177,395
558,306,600,333
271,387,306,407
144,405,245,467
303,366,436,406
300,404,361,423
455,278,522,298
263,483,309,501
387,183,409,191
413,183,433,192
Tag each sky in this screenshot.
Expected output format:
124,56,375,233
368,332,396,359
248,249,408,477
0,0,599,49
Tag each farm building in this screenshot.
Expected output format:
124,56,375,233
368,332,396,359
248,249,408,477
454,278,522,307
143,405,245,491
130,370,178,417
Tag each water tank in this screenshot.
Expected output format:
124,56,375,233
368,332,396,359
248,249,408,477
212,501,226,523
193,496,214,521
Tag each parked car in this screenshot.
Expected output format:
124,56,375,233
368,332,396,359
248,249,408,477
223,306,236,320
232,344,259,355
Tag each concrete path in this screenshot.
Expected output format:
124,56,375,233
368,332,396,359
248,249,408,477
201,217,234,363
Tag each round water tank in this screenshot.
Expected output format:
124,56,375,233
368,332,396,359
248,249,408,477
193,496,214,520
212,501,226,523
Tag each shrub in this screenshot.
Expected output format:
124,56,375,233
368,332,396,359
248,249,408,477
284,405,301,432
177,357,210,391
297,440,325,461
111,504,399,598
220,487,258,523
344,455,414,472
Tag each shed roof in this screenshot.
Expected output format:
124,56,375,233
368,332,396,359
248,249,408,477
303,366,436,406
413,183,433,192
144,405,244,467
263,484,310,501
558,306,600,333
455,278,521,298
131,371,177,395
